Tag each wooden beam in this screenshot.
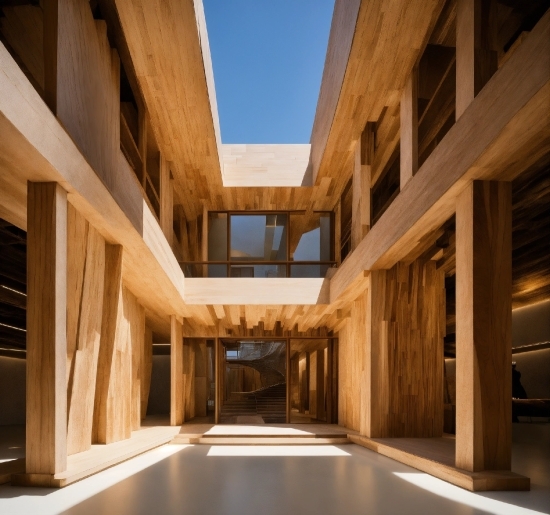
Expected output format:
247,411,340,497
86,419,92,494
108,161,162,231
456,181,512,472
170,315,183,426
400,65,418,188
26,181,67,475
456,0,498,118
329,13,550,304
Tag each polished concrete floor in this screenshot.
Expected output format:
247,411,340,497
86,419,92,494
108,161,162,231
0,424,548,515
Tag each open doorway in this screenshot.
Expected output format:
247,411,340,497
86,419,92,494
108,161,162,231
218,339,287,424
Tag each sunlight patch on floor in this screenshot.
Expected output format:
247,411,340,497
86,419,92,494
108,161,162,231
207,445,350,457
0,445,191,515
394,472,545,515
204,425,313,436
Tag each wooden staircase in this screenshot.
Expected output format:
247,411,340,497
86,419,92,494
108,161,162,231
220,383,287,423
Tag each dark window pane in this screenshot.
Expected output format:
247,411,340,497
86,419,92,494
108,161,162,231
290,264,331,278
230,214,288,261
230,264,286,278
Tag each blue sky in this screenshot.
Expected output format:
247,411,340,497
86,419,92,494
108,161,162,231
203,1,335,144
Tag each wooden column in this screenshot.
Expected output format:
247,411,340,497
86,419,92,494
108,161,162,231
334,199,342,265
141,326,153,419
170,315,183,426
286,338,291,423
316,348,325,421
400,65,418,188
93,245,132,444
351,124,374,250
66,205,105,455
214,337,220,424
456,180,512,472
456,0,498,119
202,205,208,277
159,155,173,248
26,182,67,475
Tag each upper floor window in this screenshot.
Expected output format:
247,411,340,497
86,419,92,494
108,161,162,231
201,211,334,278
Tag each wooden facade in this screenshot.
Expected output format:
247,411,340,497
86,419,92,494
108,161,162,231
0,0,548,492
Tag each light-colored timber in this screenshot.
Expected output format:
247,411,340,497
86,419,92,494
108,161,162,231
1,0,546,495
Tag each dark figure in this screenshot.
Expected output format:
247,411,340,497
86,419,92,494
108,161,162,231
512,362,528,399
512,362,528,423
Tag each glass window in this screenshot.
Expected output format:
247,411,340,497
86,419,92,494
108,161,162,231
230,264,286,278
230,214,287,261
290,213,332,262
290,264,331,278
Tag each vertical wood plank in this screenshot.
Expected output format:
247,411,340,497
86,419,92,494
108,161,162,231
214,337,220,424
93,244,132,444
170,315,183,426
140,325,153,419
286,338,291,423
334,198,342,266
130,297,145,430
351,125,374,250
43,0,58,112
159,155,173,247
456,0,498,118
26,181,67,475
66,205,105,455
456,180,512,472
400,66,418,188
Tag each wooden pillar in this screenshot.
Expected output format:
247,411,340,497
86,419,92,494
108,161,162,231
66,205,105,455
456,0,498,119
93,244,132,444
286,338,291,423
159,155,173,248
456,180,512,472
316,348,325,421
170,315,183,426
26,182,67,475
400,66,418,188
202,205,208,277
334,199,342,265
351,124,374,250
141,326,153,419
214,337,220,424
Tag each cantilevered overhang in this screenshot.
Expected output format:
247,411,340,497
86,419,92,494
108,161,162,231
310,0,443,188
222,144,312,187
184,278,330,305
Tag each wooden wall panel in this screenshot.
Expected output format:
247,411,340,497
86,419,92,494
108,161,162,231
26,182,67,475
377,261,445,437
456,181,512,472
53,0,120,190
338,258,445,438
66,205,105,455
